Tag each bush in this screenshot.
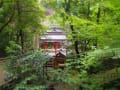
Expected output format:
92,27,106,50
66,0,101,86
1,50,51,90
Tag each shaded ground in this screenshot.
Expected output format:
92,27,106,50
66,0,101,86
0,60,5,85
88,67,120,85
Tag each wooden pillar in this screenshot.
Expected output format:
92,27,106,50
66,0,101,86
42,42,47,52
53,42,60,55
33,32,39,51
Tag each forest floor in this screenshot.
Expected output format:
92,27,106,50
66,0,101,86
0,60,5,85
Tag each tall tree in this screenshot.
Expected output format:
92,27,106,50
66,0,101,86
0,0,45,55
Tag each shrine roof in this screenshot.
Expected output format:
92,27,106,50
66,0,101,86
41,28,66,40
41,34,66,40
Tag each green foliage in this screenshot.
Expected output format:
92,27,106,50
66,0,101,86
55,48,120,89
5,41,22,56
81,81,102,90
3,51,51,90
1,0,120,90
0,0,46,55
47,0,120,50
78,48,120,74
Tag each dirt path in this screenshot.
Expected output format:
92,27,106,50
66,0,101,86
0,61,5,85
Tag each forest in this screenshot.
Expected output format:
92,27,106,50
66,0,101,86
0,0,120,90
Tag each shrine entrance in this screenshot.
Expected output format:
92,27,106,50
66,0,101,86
42,41,61,55
40,27,67,56
40,27,67,72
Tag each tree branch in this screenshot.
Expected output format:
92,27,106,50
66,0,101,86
0,11,14,33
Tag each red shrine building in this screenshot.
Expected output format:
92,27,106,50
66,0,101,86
40,27,67,56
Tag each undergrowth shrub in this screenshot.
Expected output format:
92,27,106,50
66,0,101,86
2,50,51,90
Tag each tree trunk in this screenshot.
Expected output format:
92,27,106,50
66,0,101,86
70,25,79,54
64,0,80,55
94,3,101,48
64,0,71,14
0,1,3,8
20,30,24,51
97,6,101,23
0,7,15,33
87,0,90,18
74,41,79,54
16,0,24,52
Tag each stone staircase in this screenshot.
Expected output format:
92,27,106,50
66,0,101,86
45,57,55,68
